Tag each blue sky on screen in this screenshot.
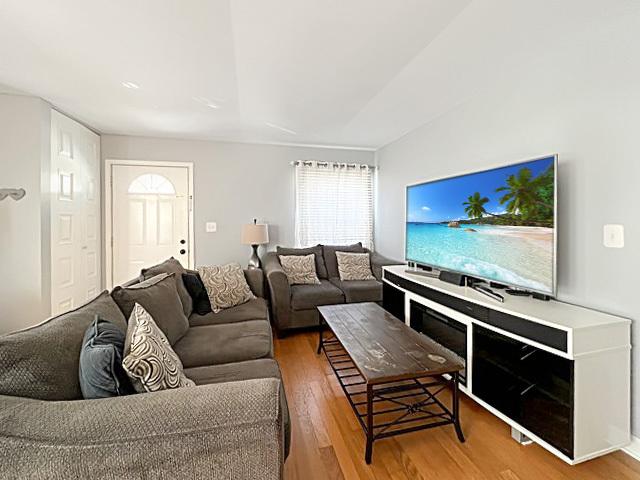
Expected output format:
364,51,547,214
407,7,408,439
407,157,554,223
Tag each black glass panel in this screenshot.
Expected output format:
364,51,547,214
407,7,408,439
472,325,574,458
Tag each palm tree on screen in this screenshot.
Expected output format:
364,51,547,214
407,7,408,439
463,192,490,219
496,167,545,217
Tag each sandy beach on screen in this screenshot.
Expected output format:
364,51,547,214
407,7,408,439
478,225,554,244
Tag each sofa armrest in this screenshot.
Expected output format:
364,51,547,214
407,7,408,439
263,252,291,330
369,251,403,281
0,378,284,480
244,268,265,298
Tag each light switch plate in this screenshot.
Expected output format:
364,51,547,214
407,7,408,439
603,224,624,248
205,222,217,233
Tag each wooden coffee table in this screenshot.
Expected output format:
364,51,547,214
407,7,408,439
317,302,465,464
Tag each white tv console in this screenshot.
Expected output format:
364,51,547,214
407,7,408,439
381,265,631,465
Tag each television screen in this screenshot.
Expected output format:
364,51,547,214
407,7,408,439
406,155,556,295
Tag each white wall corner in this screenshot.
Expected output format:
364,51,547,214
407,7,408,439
622,435,640,462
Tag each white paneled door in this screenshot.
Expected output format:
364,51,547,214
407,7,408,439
50,111,101,316
108,163,192,287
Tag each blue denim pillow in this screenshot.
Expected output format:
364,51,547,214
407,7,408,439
79,316,133,398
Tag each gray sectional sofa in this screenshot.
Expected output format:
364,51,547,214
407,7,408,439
0,259,289,480
264,243,400,335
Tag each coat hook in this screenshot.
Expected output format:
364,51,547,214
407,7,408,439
0,188,26,201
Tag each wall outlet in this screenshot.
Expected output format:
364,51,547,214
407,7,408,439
205,222,217,233
603,224,624,248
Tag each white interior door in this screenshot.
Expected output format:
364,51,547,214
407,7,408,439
110,163,192,287
50,110,101,315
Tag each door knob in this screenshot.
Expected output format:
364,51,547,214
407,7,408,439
180,249,186,255
180,239,186,244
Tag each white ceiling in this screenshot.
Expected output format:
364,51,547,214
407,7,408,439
1,1,637,149
0,0,470,149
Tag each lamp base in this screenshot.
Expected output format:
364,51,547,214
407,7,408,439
248,244,261,269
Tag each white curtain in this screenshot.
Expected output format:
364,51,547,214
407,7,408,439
294,161,374,249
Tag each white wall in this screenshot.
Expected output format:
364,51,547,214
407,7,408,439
375,5,640,434
0,94,51,333
101,135,374,268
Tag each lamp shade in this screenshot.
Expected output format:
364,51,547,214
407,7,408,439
241,223,269,245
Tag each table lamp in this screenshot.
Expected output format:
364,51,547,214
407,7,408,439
241,219,269,269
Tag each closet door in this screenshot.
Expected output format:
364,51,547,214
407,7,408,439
50,111,101,315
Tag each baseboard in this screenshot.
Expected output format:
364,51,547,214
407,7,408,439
623,435,640,462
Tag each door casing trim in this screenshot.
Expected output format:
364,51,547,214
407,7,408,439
104,159,195,289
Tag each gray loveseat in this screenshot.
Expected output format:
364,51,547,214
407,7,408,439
0,259,290,480
263,243,400,335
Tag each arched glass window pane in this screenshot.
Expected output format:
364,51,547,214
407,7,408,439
128,174,176,194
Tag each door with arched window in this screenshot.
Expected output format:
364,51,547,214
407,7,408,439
107,162,193,287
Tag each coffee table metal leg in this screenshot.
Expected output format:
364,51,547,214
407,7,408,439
365,383,374,464
317,315,323,354
453,372,465,443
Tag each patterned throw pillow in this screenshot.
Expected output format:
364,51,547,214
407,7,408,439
279,254,321,285
197,263,256,313
335,252,376,281
122,303,195,393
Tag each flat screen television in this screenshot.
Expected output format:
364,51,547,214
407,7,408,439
405,155,557,296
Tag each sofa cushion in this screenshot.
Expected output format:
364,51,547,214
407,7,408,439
184,358,291,459
123,304,195,393
279,253,321,285
185,358,281,385
277,245,328,279
173,320,273,368
198,263,256,313
322,242,365,279
79,316,133,399
189,298,269,326
182,272,213,315
141,257,193,317
0,291,126,400
111,273,189,345
290,280,344,311
329,279,382,303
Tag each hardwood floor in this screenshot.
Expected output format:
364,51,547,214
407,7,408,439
275,330,640,480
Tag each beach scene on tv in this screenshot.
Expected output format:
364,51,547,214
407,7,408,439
406,156,555,294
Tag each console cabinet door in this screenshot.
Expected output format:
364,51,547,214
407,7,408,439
382,282,405,321
472,325,574,458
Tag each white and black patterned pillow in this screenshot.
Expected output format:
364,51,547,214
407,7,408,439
122,303,195,393
197,263,256,313
335,252,376,281
279,254,321,285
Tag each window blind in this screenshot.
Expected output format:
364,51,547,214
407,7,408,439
294,161,375,249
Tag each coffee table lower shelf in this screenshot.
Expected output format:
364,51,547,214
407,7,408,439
318,330,465,464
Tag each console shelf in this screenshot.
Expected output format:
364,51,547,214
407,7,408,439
381,265,631,465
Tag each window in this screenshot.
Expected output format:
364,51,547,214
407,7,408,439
128,174,176,195
294,161,374,249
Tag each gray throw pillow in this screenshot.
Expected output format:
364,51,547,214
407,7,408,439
122,303,195,393
141,257,193,317
111,273,189,345
335,252,376,281
276,245,328,279
79,316,133,399
197,263,256,313
279,254,321,285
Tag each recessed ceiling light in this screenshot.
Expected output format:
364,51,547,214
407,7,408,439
265,122,297,135
193,96,220,109
122,81,140,89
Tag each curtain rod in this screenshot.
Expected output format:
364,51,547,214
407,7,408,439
291,160,376,169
